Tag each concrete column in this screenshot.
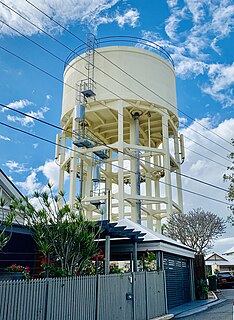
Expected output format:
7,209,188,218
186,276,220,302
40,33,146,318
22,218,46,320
58,131,66,208
118,102,124,219
174,133,183,213
106,151,112,220
162,112,173,218
146,154,153,229
130,117,137,222
69,117,78,207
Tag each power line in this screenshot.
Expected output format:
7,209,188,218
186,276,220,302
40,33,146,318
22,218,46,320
24,0,233,150
0,1,232,155
0,39,229,170
1,102,229,192
0,28,230,169
0,121,229,205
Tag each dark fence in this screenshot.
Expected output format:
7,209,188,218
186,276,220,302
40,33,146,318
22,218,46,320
0,271,166,320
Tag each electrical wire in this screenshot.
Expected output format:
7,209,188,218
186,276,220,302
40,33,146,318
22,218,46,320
0,7,231,196
0,39,230,169
0,102,229,192
0,121,230,205
0,32,230,168
0,1,232,155
24,0,233,150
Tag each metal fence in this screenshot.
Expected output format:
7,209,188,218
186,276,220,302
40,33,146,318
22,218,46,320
0,271,166,320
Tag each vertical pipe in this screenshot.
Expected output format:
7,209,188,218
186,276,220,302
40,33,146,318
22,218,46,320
133,112,141,225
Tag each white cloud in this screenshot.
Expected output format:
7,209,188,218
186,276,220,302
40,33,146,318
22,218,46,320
179,116,234,253
0,0,140,36
115,9,139,28
32,143,38,149
5,160,31,173
15,159,68,196
16,171,41,195
201,63,234,107
0,99,33,112
6,106,49,127
37,159,61,189
141,0,234,107
0,135,11,141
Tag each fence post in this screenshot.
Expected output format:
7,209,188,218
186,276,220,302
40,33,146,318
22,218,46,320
145,272,149,320
95,274,100,320
44,279,50,320
163,271,168,314
132,272,136,320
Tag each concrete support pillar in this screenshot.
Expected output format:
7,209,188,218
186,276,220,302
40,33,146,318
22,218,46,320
174,133,183,213
118,102,124,219
146,154,153,229
69,117,78,207
58,131,66,208
130,117,137,222
162,112,173,218
106,152,112,220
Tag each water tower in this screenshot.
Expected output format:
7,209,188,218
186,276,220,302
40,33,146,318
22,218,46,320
55,36,185,232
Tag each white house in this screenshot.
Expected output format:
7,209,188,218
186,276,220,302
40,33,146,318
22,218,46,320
0,169,24,224
205,251,234,274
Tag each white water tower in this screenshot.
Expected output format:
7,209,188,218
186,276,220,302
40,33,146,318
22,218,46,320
55,36,185,232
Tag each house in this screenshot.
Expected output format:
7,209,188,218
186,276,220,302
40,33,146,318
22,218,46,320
0,168,24,224
205,251,234,274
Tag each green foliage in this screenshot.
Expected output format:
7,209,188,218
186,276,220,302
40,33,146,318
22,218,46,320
140,250,157,271
13,184,101,277
5,264,30,280
197,278,209,295
223,138,234,224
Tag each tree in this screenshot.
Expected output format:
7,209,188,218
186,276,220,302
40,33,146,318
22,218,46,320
223,138,234,224
164,208,226,254
13,184,100,276
0,198,15,251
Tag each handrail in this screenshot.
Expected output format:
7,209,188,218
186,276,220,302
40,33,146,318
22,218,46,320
64,35,174,70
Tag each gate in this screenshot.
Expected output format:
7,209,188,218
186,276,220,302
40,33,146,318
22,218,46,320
163,253,191,309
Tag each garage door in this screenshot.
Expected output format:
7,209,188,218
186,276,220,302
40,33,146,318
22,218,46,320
163,253,191,309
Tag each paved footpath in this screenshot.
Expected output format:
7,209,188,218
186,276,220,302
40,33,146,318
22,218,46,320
174,289,234,320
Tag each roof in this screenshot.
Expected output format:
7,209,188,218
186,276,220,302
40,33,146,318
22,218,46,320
205,252,229,262
223,246,234,255
116,218,195,253
0,168,24,198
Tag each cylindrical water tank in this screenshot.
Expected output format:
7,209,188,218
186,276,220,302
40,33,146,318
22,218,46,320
61,46,177,124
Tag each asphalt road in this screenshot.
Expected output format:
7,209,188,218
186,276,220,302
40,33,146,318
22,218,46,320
179,289,234,320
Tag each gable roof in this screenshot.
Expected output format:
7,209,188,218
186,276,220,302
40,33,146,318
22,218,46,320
205,252,229,262
223,246,234,255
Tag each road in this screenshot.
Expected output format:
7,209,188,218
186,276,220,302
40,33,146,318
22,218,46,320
179,289,234,320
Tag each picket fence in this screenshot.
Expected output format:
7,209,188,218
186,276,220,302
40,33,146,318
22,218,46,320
0,271,167,320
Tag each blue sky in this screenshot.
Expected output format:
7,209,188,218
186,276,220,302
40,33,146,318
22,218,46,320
0,0,233,253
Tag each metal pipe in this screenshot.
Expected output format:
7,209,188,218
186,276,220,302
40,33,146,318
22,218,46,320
133,112,141,224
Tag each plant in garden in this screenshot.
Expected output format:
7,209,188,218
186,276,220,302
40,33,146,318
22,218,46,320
5,264,30,280
0,197,15,251
164,208,226,254
12,184,101,276
39,257,66,278
140,250,157,271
